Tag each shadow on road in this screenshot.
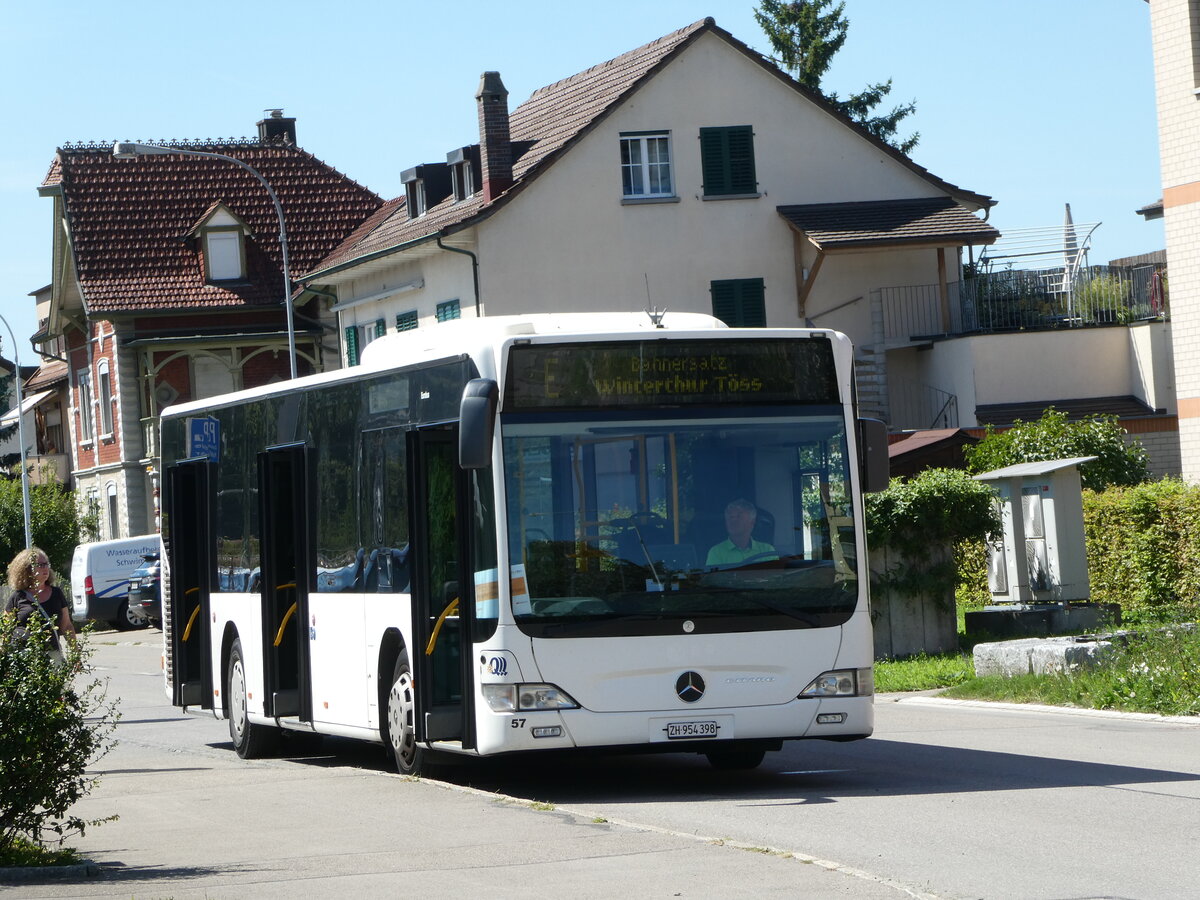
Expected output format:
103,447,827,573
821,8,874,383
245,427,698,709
211,729,1200,809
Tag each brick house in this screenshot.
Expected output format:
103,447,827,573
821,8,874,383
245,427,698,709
37,114,382,537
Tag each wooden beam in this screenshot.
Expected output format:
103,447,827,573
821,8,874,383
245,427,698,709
937,247,950,332
798,248,826,317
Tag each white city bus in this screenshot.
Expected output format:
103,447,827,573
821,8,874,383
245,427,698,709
159,312,888,773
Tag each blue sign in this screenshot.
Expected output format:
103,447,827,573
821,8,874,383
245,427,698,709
187,416,220,462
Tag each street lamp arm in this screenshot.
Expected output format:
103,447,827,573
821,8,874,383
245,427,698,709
111,142,298,379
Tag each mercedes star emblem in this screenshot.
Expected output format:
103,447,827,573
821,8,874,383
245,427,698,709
675,671,705,703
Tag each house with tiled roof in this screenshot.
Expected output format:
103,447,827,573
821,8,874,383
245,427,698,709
301,17,1000,429
37,113,383,537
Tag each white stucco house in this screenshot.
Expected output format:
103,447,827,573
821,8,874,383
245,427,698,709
300,17,1001,429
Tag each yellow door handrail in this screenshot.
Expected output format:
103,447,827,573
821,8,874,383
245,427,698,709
182,605,201,642
425,597,459,656
274,602,299,647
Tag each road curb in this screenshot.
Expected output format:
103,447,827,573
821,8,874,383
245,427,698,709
894,694,1200,725
0,861,101,882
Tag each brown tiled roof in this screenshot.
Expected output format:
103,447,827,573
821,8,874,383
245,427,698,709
777,197,1000,251
47,141,383,314
308,18,994,279
25,360,68,392
975,396,1160,426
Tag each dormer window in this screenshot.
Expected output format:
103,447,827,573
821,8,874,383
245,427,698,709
446,146,481,202
402,163,453,219
189,201,250,282
407,179,427,218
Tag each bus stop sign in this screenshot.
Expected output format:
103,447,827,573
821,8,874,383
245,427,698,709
187,416,220,462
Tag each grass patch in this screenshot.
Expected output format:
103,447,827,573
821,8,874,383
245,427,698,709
944,625,1200,717
875,652,975,692
0,836,81,868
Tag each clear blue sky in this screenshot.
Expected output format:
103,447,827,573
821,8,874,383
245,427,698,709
0,0,1161,355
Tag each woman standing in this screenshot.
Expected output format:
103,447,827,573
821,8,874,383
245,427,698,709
4,546,76,654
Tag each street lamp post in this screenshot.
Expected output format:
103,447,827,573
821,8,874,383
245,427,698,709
111,142,299,379
0,314,33,550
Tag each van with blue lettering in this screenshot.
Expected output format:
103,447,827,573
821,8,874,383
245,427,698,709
70,535,161,630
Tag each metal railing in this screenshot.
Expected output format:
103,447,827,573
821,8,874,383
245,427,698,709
877,264,1167,343
889,377,959,430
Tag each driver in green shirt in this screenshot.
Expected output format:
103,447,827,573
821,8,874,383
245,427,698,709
706,498,778,567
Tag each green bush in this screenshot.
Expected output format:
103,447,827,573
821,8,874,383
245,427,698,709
1083,479,1200,622
0,615,119,854
866,468,1000,598
965,408,1149,491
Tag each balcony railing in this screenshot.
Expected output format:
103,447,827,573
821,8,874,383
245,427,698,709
877,264,1167,344
889,377,959,430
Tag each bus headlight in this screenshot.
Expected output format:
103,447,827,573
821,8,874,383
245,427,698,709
798,668,873,698
482,683,580,712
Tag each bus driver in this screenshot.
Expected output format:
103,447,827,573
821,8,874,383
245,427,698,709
706,498,778,567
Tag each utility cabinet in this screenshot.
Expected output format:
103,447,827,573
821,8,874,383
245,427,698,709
973,457,1095,605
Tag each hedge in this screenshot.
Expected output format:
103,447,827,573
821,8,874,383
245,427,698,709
1083,479,1200,622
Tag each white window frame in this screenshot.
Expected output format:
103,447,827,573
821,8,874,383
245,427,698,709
204,227,245,281
106,482,119,540
407,180,427,218
98,359,115,437
453,160,475,202
76,368,94,444
620,132,674,199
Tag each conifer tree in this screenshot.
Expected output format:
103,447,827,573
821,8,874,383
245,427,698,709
754,0,919,154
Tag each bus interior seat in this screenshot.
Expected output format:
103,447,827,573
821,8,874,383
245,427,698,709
753,506,776,545
386,545,411,592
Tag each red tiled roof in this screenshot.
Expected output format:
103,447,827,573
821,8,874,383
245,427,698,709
777,198,1000,250
309,18,994,279
47,141,383,314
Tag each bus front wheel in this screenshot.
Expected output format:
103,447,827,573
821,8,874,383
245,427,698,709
386,653,431,776
227,638,280,759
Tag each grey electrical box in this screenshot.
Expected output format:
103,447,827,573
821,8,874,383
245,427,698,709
973,456,1095,605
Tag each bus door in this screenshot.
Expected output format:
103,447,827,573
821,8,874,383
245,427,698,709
410,428,476,749
257,443,313,722
167,458,216,709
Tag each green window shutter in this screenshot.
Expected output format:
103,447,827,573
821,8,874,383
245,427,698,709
396,311,418,332
374,318,386,338
710,278,766,327
345,325,359,366
699,126,756,196
436,299,461,322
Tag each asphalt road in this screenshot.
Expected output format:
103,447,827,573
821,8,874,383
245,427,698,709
6,629,1199,899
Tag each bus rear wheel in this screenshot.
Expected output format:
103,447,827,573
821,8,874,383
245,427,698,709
227,638,280,759
386,653,431,776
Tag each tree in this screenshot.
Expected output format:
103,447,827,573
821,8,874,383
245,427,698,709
0,363,21,473
0,478,82,573
964,409,1151,492
753,0,919,155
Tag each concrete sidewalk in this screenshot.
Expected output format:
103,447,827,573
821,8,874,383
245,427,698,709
3,633,916,899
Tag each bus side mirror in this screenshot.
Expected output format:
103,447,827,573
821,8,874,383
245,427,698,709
459,378,499,469
858,417,889,493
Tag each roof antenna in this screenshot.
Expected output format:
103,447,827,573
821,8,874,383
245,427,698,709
644,274,666,328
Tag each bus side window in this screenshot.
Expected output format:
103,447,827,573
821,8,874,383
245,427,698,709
363,428,410,592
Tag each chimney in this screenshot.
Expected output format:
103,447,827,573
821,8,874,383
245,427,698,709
257,109,297,145
476,72,512,202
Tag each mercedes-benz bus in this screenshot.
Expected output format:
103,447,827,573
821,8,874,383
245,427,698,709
159,312,888,773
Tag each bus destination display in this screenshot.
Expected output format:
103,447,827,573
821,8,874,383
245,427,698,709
504,338,839,409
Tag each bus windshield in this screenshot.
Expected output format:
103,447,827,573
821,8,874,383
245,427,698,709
502,409,858,638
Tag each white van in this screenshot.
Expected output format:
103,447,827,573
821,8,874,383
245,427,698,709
70,535,161,630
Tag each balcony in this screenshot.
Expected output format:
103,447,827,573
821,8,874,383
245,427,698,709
875,263,1167,345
